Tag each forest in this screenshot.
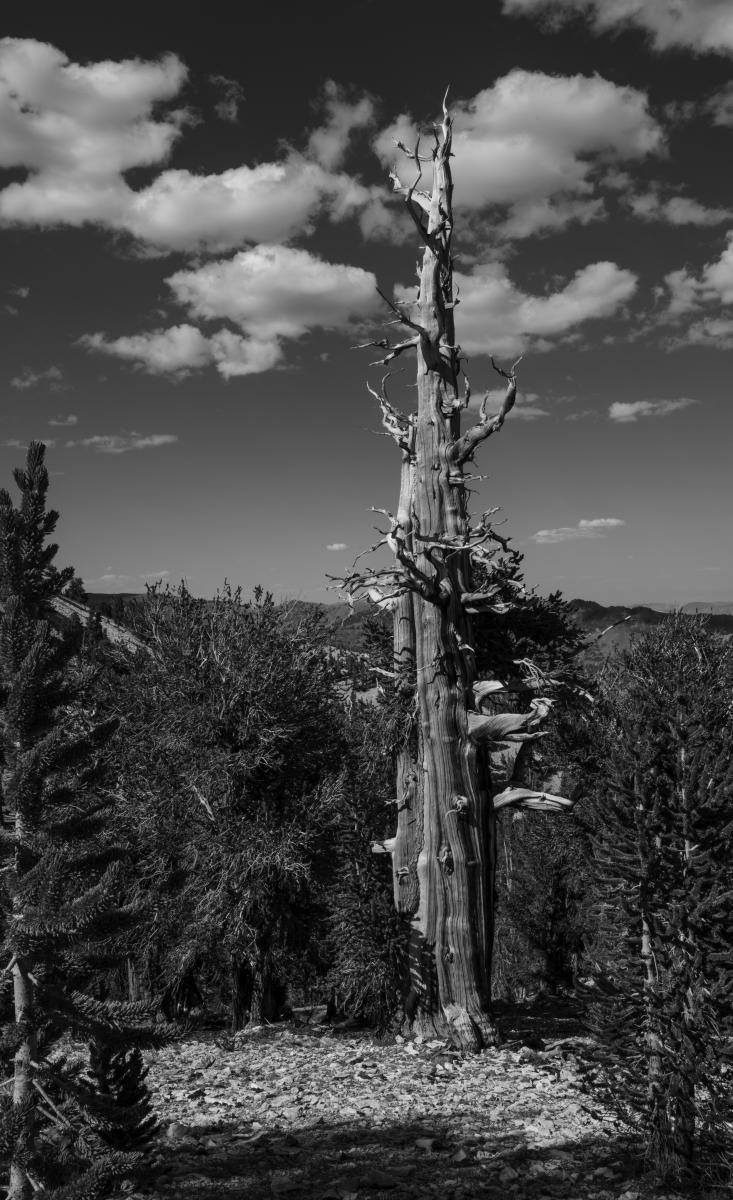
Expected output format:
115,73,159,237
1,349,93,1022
2,95,732,1200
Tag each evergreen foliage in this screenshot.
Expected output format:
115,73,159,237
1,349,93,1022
470,555,593,998
582,616,733,1186
0,444,159,1200
99,582,344,1028
325,695,408,1032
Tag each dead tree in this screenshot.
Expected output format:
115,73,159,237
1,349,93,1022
342,95,573,1051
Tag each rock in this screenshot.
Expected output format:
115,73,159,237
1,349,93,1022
165,1122,188,1141
498,1166,519,1185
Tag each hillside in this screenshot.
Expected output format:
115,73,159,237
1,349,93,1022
83,592,733,665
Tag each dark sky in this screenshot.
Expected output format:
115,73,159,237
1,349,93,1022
2,0,732,605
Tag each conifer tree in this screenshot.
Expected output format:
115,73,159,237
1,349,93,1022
585,616,733,1187
0,443,159,1200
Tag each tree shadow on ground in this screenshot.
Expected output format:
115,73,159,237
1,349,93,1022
138,1116,647,1200
492,992,587,1048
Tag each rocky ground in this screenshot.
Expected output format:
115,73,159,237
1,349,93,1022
118,1003,701,1200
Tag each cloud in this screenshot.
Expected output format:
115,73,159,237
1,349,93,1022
307,80,374,170
209,74,244,123
81,246,379,379
326,542,348,552
10,365,64,390
627,191,731,225
0,41,384,253
169,245,379,339
706,83,733,125
9,285,29,299
0,39,189,228
80,324,283,379
376,71,661,237
667,315,733,350
661,231,733,343
123,155,377,252
532,517,625,544
503,0,733,56
608,398,697,422
471,388,549,420
403,259,637,357
140,569,170,580
49,413,78,426
67,433,178,453
80,324,212,376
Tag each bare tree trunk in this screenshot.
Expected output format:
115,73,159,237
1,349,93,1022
391,440,419,918
349,96,570,1049
398,104,498,1050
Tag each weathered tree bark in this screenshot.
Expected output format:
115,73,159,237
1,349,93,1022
390,433,420,918
394,105,499,1049
346,97,571,1050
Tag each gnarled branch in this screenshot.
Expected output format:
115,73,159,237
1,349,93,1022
449,356,523,466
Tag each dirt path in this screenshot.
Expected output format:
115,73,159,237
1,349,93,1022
120,1014,690,1200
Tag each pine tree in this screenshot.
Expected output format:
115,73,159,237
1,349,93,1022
584,616,733,1187
99,582,344,1030
0,443,160,1200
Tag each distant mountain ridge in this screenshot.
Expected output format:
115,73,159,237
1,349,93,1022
83,593,733,659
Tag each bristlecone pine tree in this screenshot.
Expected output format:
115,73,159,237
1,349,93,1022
0,443,159,1200
584,617,733,1187
342,96,573,1050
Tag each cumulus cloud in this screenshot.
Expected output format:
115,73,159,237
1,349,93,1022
627,191,731,225
375,71,661,237
80,246,380,378
399,259,637,357
307,80,374,170
661,231,733,343
9,285,29,299
503,0,733,56
532,517,625,544
169,245,379,339
67,433,178,453
49,413,78,426
326,542,348,552
668,315,733,350
0,40,385,252
80,324,212,376
608,398,697,422
706,83,733,124
140,569,170,580
124,156,377,252
10,365,64,390
209,74,244,123
0,39,188,228
79,324,283,379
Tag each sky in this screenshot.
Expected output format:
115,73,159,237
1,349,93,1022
1,0,733,607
